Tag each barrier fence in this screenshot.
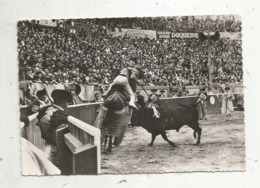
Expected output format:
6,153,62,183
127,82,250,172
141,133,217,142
67,103,101,126
65,116,100,174
19,82,243,104
20,93,241,123
20,112,101,174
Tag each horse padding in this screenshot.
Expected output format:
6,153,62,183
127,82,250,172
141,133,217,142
94,106,131,146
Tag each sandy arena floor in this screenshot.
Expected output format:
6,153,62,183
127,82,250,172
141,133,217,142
101,111,245,174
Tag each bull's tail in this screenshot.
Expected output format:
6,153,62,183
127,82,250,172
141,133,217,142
193,131,197,139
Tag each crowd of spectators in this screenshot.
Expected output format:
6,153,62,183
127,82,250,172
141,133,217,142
18,18,242,89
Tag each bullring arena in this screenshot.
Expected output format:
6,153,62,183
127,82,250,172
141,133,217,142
101,111,245,173
19,15,244,175
20,89,245,174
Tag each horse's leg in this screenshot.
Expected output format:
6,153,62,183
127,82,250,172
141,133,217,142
161,131,176,147
113,136,118,146
149,133,156,146
107,136,113,152
103,135,108,153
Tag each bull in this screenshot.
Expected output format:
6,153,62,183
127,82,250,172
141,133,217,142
135,95,202,147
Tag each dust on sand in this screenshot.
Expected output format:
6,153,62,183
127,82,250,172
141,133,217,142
101,112,245,174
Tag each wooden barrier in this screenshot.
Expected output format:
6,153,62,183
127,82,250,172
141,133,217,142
65,116,101,174
67,103,101,126
159,95,220,114
65,96,221,127
159,96,197,108
20,112,101,175
24,113,46,151
137,84,243,97
20,122,27,138
20,93,241,126
206,95,222,114
20,105,28,117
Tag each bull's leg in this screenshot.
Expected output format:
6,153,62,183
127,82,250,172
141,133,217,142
161,132,176,147
107,136,113,152
148,134,156,146
195,126,202,145
192,125,202,145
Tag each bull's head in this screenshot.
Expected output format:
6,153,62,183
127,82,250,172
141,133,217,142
131,95,146,127
136,95,146,109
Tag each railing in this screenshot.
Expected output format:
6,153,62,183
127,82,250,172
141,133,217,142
21,113,46,151
65,116,101,174
67,102,101,126
20,112,101,175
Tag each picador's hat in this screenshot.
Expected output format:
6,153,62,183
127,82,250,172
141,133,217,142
160,90,165,93
151,89,157,92
51,89,73,103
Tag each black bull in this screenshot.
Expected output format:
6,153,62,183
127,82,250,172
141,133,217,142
135,96,202,147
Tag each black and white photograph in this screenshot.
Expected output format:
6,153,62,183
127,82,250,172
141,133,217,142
18,15,245,175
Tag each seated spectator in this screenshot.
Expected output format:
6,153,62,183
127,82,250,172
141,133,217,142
26,99,41,116
36,89,51,107
159,90,166,98
171,89,179,98
91,93,103,103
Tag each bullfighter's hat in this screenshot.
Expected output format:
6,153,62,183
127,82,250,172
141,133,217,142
36,89,47,98
225,87,231,90
160,90,165,93
151,89,157,92
51,89,73,103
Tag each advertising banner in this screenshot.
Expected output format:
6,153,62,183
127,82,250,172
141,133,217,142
108,28,156,39
38,20,57,27
220,32,242,40
157,32,199,39
157,31,171,39
156,31,241,40
171,32,199,39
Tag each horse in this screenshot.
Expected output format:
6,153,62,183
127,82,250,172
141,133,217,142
94,85,132,153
